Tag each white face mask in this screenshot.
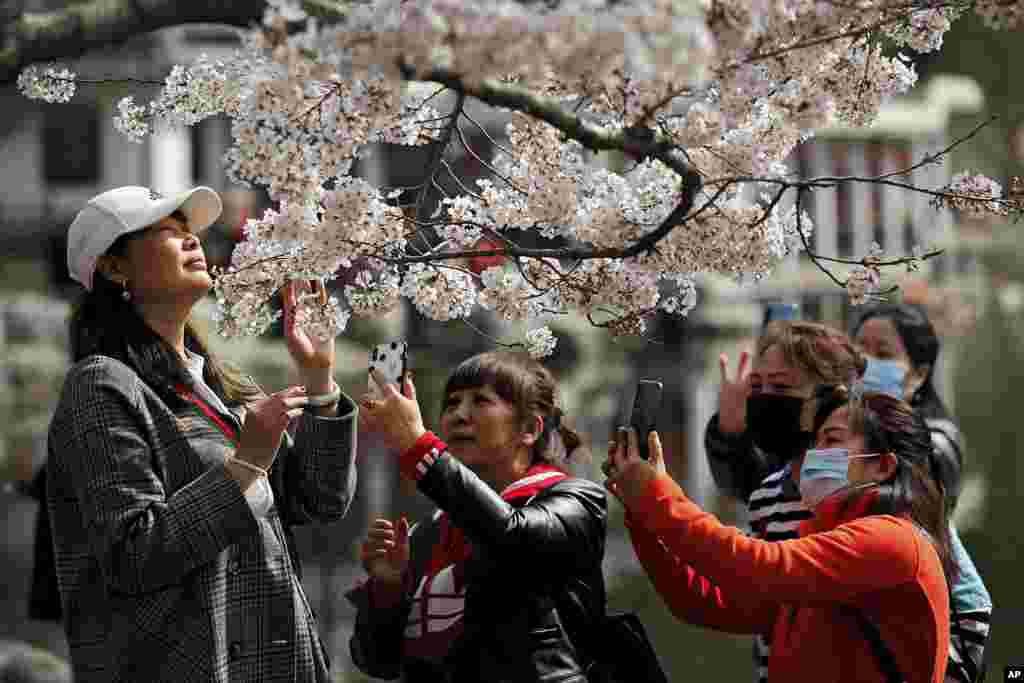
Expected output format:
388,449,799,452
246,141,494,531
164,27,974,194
798,447,882,508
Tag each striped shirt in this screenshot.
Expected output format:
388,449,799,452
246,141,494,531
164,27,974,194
746,465,813,682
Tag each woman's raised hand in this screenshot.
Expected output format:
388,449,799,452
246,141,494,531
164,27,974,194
359,369,425,454
237,386,309,469
361,517,410,586
718,351,752,435
602,426,666,507
282,280,335,392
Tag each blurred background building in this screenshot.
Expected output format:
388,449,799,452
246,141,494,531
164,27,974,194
2,5,1023,681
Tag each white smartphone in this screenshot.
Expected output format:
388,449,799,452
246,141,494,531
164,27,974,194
368,340,409,400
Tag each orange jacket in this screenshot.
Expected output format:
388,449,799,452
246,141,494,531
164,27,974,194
627,476,949,683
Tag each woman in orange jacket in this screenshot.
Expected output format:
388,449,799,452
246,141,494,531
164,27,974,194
604,387,953,683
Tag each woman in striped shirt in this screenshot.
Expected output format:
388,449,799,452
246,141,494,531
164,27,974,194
703,320,865,682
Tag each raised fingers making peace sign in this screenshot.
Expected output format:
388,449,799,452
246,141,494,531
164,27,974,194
718,350,752,435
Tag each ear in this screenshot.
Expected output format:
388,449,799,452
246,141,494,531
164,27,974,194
872,452,899,482
520,414,543,447
95,254,128,283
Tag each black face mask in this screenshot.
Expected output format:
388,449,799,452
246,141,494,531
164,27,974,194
746,394,813,457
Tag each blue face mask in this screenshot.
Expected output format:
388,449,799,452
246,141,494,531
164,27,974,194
861,357,906,399
798,448,880,507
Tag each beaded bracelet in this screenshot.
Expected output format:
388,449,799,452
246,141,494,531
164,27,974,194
226,455,268,477
306,380,342,407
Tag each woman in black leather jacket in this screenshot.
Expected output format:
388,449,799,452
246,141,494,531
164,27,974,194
349,351,607,682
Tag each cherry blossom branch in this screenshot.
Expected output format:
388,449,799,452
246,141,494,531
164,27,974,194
454,118,528,194
414,64,684,173
732,2,957,68
794,187,944,300
413,91,465,221
0,0,270,84
440,158,484,199
692,115,1018,218
399,63,706,261
795,189,845,288
46,75,164,86
712,173,1021,216
874,114,996,180
460,108,518,160
457,317,527,352
633,82,697,128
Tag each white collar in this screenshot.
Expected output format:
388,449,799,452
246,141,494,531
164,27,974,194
183,348,205,376
499,470,566,497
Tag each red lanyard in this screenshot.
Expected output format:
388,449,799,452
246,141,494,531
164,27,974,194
176,384,239,447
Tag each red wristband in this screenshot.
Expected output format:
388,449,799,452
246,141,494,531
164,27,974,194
399,431,447,481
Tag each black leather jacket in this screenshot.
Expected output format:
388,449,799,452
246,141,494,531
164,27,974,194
348,448,608,683
924,417,964,511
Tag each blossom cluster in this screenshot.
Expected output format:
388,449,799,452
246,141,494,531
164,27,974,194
291,292,352,343
112,97,149,143
524,326,558,359
937,172,1007,218
211,178,408,339
975,0,1024,30
847,265,883,307
17,65,76,103
885,8,960,54
345,268,403,318
399,263,477,321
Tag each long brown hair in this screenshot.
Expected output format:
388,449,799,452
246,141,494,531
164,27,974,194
68,211,260,405
442,350,586,464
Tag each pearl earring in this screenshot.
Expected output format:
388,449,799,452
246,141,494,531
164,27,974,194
121,281,131,302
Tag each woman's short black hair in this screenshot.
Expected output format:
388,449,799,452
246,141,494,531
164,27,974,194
443,351,585,464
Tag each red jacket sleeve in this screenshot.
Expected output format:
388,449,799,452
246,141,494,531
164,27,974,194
630,476,921,610
627,516,779,635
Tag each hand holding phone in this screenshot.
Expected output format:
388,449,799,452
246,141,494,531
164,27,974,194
630,379,663,460
368,341,409,400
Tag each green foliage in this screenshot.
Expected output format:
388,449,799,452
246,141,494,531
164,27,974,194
926,13,1024,179
953,286,1024,682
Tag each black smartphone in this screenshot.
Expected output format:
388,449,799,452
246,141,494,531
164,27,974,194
368,340,409,400
630,379,663,460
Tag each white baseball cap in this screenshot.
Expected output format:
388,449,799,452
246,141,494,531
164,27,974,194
67,185,223,290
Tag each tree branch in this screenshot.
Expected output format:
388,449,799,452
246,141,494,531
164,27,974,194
414,91,465,222
413,63,703,260
0,0,280,84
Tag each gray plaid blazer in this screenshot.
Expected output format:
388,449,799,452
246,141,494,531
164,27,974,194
46,355,358,682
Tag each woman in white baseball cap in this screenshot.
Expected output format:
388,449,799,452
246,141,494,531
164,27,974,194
46,185,359,682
